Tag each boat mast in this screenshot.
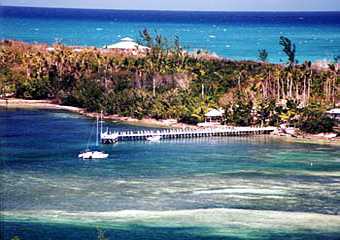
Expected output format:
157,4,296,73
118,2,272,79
96,114,99,146
100,110,103,135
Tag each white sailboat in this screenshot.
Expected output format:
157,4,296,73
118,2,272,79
78,112,109,159
78,150,109,159
146,135,161,142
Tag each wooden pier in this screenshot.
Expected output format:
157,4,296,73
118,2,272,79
100,126,277,144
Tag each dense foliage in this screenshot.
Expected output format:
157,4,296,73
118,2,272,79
0,32,338,132
297,103,335,134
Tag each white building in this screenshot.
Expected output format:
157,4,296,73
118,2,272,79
205,109,225,122
198,108,225,127
104,37,149,52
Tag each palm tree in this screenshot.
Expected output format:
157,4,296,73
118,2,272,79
258,49,268,62
280,36,296,66
328,63,337,106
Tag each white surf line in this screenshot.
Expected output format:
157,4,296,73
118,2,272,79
2,208,340,231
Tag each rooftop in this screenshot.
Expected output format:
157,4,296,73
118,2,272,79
104,37,149,50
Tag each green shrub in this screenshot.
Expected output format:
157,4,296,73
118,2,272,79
297,103,335,133
299,115,335,134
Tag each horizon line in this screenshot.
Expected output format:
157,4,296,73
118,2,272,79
2,5,340,13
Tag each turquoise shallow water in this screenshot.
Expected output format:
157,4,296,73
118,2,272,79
1,108,340,239
1,7,340,62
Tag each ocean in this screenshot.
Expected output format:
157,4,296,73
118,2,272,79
1,108,340,239
1,6,340,62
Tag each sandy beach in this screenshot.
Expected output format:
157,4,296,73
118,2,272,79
270,134,340,146
1,98,339,146
0,98,196,129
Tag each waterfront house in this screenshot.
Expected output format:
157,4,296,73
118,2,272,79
198,108,225,127
326,108,340,122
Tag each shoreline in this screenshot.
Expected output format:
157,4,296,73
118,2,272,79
0,98,196,129
269,134,340,147
1,98,339,146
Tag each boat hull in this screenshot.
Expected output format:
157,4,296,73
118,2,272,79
78,151,109,159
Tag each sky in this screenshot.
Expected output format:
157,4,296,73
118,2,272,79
2,0,340,11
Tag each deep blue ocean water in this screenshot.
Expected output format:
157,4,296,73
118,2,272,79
1,6,340,62
1,108,340,239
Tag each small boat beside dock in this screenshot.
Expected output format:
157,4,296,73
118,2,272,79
101,126,277,144
146,135,161,142
78,150,109,159
79,112,110,159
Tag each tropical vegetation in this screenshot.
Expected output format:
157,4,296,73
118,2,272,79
0,30,339,133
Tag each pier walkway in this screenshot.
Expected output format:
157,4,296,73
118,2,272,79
100,126,277,144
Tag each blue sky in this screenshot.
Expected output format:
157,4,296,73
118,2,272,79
2,0,340,11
